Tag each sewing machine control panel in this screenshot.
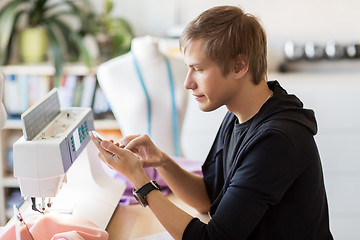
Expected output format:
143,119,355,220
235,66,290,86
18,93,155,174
67,114,93,163
71,120,90,152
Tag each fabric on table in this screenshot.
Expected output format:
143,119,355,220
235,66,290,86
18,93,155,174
0,212,108,240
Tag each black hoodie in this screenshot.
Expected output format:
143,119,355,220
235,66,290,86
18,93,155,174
183,81,333,240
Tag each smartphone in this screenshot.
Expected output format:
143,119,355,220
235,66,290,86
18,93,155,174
91,131,116,156
91,130,106,143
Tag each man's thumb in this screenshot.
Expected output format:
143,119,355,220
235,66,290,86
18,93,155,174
101,140,117,154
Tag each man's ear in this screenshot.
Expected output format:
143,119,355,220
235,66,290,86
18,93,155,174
233,54,249,76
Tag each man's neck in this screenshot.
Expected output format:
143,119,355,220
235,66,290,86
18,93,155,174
131,36,163,63
227,79,271,124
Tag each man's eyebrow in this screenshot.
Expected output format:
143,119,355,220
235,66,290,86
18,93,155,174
187,63,201,67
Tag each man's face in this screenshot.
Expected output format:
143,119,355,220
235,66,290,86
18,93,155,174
183,39,239,112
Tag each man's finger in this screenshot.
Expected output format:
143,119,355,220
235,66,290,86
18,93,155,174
90,132,116,158
121,134,141,146
101,140,133,158
124,134,148,150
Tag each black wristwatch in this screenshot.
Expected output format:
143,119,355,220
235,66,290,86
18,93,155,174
132,180,161,207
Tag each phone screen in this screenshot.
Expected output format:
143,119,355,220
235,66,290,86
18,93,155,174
91,131,116,156
91,131,106,143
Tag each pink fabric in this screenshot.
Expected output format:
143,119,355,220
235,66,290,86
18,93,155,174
0,158,202,238
0,212,108,240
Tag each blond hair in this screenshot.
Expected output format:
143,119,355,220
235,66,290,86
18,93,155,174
180,5,267,84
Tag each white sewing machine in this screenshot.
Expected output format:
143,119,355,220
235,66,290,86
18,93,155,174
13,88,126,229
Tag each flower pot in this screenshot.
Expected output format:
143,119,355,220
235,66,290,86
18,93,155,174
96,33,114,61
19,27,48,63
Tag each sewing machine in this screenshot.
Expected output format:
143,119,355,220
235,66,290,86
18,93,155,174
12,88,126,229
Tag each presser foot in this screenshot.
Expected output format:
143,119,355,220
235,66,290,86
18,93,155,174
31,197,51,214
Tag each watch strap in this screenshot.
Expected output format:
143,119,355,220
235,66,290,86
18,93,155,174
136,180,161,198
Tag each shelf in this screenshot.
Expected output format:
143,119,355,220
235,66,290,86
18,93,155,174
0,62,98,76
0,176,19,188
3,119,22,129
278,59,360,73
4,118,119,130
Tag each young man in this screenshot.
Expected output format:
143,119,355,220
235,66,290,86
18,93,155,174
91,5,333,240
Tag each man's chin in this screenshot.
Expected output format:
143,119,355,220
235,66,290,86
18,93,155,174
198,102,220,112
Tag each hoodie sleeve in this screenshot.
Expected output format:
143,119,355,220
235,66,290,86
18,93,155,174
183,129,298,240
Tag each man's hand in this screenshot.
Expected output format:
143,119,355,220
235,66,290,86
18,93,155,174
121,134,165,168
90,132,149,187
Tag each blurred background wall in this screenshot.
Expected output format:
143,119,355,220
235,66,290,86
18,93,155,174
89,0,360,70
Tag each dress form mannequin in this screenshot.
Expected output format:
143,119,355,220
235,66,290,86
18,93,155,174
97,36,188,156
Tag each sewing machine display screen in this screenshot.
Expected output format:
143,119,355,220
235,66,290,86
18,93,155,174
73,129,81,151
69,120,90,155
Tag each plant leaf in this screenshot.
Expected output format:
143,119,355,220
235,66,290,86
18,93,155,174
105,0,113,14
0,0,26,64
3,9,26,65
45,16,91,74
42,10,80,23
44,17,75,59
47,17,91,67
46,26,63,77
71,33,91,68
0,0,25,16
43,0,91,21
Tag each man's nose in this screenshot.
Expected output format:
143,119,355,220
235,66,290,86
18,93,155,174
184,72,196,90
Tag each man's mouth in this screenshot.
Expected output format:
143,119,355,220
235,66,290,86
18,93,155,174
193,94,204,101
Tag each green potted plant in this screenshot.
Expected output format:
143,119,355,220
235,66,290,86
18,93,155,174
0,0,93,77
94,0,134,61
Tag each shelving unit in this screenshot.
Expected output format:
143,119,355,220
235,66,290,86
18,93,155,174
0,63,121,225
0,62,98,76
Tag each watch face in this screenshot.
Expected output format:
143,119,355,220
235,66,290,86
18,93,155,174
133,181,161,207
133,191,147,207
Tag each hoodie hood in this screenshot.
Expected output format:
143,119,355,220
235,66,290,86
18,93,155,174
256,80,318,135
